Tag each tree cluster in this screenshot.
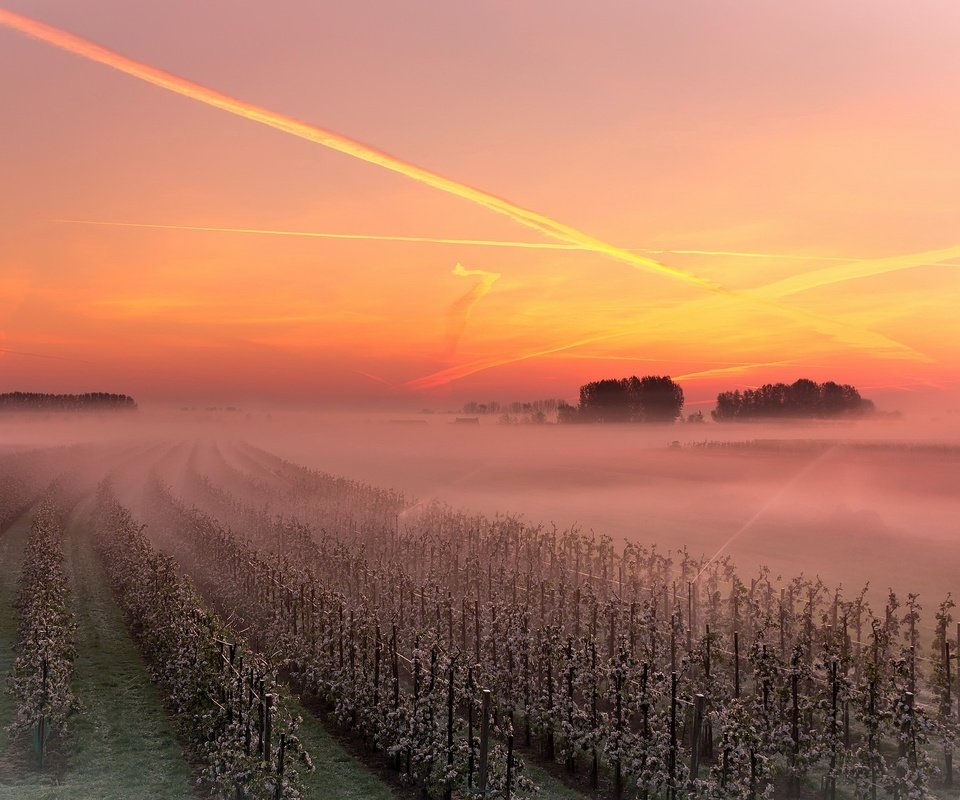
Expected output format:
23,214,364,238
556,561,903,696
0,392,137,412
712,379,874,421
560,376,684,423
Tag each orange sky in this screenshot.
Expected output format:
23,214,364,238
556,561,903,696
1,1,958,408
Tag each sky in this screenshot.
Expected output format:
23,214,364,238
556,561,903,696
1,1,959,408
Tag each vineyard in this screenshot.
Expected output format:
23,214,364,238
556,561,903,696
0,441,957,799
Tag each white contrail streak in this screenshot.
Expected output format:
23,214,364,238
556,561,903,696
56,219,901,262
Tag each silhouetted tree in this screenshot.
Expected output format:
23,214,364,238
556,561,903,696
572,375,684,423
711,379,873,421
787,378,820,416
578,378,636,422
635,375,685,422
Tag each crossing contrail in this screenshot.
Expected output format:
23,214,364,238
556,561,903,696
0,8,726,294
751,245,960,299
55,219,584,251
405,332,622,390
56,219,908,263
407,241,956,387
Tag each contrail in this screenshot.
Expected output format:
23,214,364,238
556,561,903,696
860,376,959,392
406,332,620,390
557,353,795,366
56,219,903,262
350,369,396,388
408,241,957,388
0,9,725,294
0,347,91,363
445,263,501,356
643,248,858,262
752,245,960,299
672,360,795,382
56,219,584,251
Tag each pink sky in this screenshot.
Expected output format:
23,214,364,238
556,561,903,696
1,1,958,408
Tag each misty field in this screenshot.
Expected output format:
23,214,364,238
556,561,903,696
1,415,958,800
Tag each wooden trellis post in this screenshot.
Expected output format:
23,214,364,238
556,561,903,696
478,689,491,796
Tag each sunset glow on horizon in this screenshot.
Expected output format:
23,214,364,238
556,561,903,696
2,2,958,409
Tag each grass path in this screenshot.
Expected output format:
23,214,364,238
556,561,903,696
0,500,196,799
287,705,587,800
292,707,399,799
0,511,31,767
522,761,592,799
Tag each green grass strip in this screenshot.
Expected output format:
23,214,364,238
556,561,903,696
1,502,196,799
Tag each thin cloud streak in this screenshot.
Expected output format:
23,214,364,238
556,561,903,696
55,220,899,262
672,360,795,382
0,347,91,363
554,353,832,368
752,245,960,299
405,332,623,390
350,369,396,388
56,219,581,251
445,263,501,356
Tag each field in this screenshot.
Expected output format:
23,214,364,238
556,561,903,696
0,413,958,800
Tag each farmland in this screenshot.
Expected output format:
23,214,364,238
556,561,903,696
0,421,958,799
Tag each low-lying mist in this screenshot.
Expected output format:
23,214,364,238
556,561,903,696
2,406,958,617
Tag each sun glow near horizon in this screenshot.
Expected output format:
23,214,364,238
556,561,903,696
1,3,958,408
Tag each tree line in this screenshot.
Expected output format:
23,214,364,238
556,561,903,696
559,376,685,423
712,379,874,421
0,392,137,411
555,376,875,424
